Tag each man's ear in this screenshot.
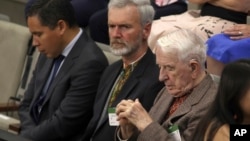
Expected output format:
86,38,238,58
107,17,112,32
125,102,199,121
143,22,152,39
56,20,67,35
189,59,199,78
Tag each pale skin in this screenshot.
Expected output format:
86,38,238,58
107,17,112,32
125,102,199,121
240,88,250,124
188,0,249,13
116,47,206,139
27,15,79,58
206,56,225,76
108,5,151,67
209,124,230,141
116,98,152,139
223,24,250,40
188,0,250,40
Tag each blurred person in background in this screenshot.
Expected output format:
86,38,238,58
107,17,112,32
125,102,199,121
192,59,250,141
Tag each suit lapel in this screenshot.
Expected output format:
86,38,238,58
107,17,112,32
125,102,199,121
167,74,212,123
42,32,85,105
96,49,153,131
43,56,74,104
111,49,152,107
31,56,53,107
92,61,122,132
110,72,139,107
149,88,173,124
101,62,123,103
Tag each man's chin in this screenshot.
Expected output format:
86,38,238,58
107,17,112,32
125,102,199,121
111,48,129,56
167,89,183,97
45,53,57,59
111,51,124,56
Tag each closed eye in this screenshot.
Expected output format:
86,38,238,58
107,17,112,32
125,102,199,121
158,65,175,71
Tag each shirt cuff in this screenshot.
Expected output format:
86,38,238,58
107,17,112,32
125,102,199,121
117,127,128,141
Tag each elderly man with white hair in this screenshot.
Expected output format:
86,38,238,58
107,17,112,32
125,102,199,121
116,29,218,141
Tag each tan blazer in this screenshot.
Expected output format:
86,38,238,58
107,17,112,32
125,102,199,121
136,74,218,141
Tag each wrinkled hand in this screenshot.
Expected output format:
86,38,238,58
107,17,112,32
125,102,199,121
223,24,250,40
116,99,153,131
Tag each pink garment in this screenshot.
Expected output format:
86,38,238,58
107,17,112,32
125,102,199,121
148,10,236,51
155,0,178,7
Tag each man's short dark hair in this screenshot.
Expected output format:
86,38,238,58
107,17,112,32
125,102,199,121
27,0,78,29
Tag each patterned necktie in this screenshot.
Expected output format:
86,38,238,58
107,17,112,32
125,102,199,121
108,65,133,107
166,92,191,119
32,55,65,123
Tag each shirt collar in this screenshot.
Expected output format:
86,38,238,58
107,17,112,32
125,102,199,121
123,51,147,70
61,28,83,57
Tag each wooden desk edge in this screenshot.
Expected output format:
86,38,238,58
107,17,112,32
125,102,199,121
9,123,21,133
0,103,19,112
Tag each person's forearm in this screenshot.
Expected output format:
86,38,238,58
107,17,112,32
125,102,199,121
120,125,136,139
188,0,209,5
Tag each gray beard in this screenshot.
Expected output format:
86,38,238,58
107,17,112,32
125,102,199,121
110,45,137,56
110,35,142,56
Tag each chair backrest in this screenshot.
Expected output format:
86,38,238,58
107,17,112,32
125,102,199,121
16,48,40,100
0,13,10,22
95,42,121,64
0,20,31,103
210,74,220,85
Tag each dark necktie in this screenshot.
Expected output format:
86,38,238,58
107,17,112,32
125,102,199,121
32,55,65,123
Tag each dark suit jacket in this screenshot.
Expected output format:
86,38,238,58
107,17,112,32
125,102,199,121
82,49,164,141
18,29,108,141
134,74,217,141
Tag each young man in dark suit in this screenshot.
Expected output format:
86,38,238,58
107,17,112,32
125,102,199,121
18,0,108,141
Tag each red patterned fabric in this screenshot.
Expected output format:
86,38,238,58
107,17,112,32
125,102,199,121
166,92,191,118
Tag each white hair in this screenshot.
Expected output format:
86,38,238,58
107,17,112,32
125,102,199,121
156,29,207,68
108,0,155,26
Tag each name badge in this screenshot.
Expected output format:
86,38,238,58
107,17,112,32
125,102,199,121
167,124,181,141
108,107,119,126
